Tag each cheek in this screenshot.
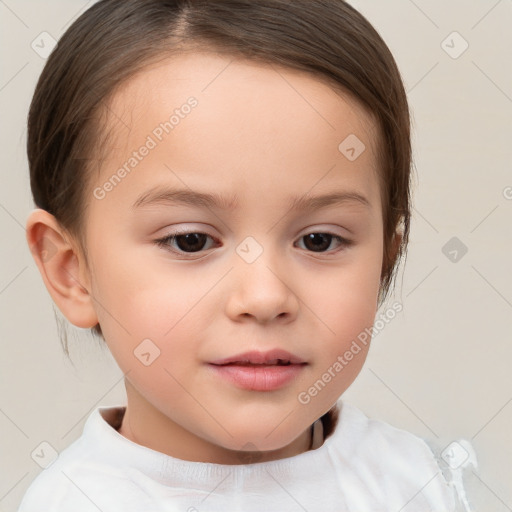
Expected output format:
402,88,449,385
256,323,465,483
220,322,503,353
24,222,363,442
94,277,205,411
303,250,381,397
90,249,213,370
311,253,382,335
300,275,376,413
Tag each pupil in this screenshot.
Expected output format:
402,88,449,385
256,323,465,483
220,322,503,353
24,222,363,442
177,233,207,252
305,233,330,252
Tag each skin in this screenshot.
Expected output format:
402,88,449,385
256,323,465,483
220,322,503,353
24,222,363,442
26,51,400,464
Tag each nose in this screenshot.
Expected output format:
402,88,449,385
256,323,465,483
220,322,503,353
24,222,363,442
225,247,300,324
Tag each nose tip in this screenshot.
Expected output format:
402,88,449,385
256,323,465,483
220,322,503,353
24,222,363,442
226,256,299,324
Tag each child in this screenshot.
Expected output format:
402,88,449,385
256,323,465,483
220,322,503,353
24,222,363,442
20,0,479,510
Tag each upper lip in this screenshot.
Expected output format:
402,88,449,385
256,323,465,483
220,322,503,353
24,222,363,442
209,349,306,366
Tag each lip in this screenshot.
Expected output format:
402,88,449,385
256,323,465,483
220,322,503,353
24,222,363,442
208,349,307,391
209,349,305,366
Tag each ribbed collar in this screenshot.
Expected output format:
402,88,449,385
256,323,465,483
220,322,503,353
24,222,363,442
80,402,345,488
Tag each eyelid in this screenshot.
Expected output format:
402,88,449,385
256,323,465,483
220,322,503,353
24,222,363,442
154,225,223,259
154,228,219,248
294,231,353,253
154,226,353,259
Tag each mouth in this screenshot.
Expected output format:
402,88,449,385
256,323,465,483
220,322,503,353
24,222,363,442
216,360,297,367
208,349,307,391
209,349,306,366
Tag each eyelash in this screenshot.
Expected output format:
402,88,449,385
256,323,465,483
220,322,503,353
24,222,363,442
154,229,353,258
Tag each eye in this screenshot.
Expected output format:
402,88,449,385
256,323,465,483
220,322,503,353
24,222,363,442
155,230,219,256
295,232,353,253
154,229,353,258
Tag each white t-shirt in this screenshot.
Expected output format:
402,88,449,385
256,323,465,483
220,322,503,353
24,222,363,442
18,401,479,511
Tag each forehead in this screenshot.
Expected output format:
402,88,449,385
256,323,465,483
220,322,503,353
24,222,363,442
107,50,378,139
91,51,381,215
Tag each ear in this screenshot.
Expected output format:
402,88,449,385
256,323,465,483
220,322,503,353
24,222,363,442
25,208,98,329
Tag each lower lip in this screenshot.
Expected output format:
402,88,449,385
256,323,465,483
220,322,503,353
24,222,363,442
208,363,306,391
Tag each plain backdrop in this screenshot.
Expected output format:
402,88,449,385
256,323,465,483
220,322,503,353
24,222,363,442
1,1,511,510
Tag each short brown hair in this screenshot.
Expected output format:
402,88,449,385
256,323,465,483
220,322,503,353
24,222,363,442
27,0,412,440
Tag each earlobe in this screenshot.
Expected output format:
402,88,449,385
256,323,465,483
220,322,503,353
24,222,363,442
25,208,98,329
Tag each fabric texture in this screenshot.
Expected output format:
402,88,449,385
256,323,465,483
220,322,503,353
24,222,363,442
18,401,479,512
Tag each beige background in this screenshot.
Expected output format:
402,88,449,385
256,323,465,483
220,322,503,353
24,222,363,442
1,0,511,510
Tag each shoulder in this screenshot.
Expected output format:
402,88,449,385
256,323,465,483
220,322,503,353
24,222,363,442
17,407,134,512
333,401,442,463
328,401,479,510
17,434,97,511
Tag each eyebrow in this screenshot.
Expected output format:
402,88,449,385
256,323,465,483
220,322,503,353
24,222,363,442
131,186,371,212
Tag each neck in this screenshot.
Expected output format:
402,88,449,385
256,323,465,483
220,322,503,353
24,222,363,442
118,379,314,464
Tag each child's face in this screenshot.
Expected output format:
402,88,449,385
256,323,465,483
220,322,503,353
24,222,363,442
76,52,384,462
